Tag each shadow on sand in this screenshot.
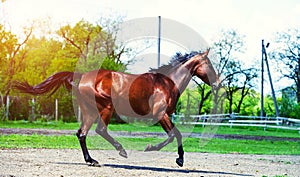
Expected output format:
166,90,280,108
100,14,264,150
56,162,253,176
103,164,253,176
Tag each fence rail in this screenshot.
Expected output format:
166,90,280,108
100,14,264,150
172,113,300,134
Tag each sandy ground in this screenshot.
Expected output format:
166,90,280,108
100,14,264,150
0,148,299,177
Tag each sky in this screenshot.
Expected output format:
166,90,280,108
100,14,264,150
1,0,300,92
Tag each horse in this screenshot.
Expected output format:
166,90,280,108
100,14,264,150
13,49,219,167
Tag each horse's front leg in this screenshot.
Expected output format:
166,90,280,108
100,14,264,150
173,126,184,167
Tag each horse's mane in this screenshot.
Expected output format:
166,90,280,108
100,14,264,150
149,51,200,73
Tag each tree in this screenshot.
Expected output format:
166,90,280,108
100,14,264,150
279,87,300,118
58,18,131,72
0,24,32,96
237,89,260,115
270,28,300,103
192,79,212,114
58,20,101,63
200,29,258,114
235,68,258,113
57,18,134,122
2,16,149,121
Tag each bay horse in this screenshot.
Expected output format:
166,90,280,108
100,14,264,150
13,49,219,167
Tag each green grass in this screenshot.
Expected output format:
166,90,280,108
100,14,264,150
1,120,300,155
0,120,81,130
1,120,299,138
1,134,299,155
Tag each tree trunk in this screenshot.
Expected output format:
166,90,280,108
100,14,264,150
237,87,249,113
197,89,212,114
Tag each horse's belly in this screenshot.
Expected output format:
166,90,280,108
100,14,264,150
112,96,154,118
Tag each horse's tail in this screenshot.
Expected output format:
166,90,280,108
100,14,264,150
13,71,83,96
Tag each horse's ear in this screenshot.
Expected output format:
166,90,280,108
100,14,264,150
204,48,210,56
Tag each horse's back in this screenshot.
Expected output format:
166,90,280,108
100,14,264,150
79,69,179,117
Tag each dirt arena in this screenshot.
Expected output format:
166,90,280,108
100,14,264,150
0,148,299,177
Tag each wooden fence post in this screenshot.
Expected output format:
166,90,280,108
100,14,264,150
77,106,81,122
55,99,58,121
31,98,35,122
5,96,10,120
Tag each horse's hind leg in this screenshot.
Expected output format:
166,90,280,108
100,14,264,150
76,99,100,166
144,114,176,151
76,127,99,166
144,113,184,166
95,108,128,158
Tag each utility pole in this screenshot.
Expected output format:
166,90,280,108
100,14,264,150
264,41,280,117
261,40,280,117
261,40,265,117
157,16,161,68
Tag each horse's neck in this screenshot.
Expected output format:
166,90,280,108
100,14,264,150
168,60,196,93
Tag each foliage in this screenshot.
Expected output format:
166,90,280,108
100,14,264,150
237,89,260,115
58,19,129,73
270,28,300,103
178,88,202,115
0,16,134,122
279,93,300,119
76,56,126,73
212,29,258,114
190,29,259,115
192,81,213,114
0,24,32,96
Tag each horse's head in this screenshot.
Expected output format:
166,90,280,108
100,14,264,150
193,49,220,89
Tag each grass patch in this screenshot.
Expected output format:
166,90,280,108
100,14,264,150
0,120,81,130
183,138,300,155
1,120,299,139
1,134,299,155
0,134,79,149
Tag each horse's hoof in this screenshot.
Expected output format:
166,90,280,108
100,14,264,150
144,144,153,152
88,159,101,167
89,162,101,167
176,158,184,167
119,149,128,158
